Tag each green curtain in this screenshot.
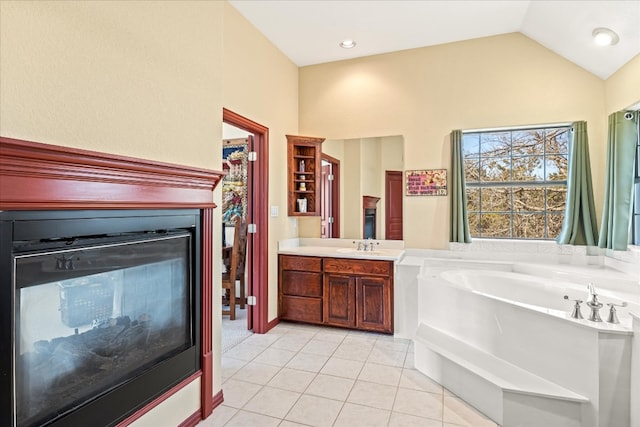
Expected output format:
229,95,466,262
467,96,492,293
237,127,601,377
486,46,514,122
598,111,639,250
450,130,471,243
556,121,598,245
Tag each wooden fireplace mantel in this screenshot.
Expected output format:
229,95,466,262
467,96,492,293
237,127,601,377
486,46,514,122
0,136,221,209
0,136,224,424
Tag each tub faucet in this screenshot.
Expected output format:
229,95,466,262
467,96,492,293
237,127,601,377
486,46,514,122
606,302,628,324
586,283,603,322
586,283,597,304
563,295,584,320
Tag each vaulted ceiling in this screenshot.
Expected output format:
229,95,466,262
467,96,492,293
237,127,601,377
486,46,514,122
229,0,640,80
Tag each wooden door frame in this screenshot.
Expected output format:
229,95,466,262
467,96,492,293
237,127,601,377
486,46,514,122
222,108,270,334
321,153,341,238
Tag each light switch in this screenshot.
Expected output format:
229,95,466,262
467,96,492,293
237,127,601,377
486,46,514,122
270,206,279,217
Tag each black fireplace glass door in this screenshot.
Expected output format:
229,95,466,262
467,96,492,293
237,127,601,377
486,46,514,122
14,233,192,427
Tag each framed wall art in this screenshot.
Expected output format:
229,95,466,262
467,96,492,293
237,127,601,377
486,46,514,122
222,139,248,223
406,169,447,196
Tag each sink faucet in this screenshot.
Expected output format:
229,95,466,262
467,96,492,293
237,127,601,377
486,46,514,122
363,239,379,252
353,239,379,251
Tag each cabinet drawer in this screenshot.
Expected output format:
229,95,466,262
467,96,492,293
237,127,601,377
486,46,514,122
324,258,392,276
279,255,322,272
280,296,322,323
281,270,322,297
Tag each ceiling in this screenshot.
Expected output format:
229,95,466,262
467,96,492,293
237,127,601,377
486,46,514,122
228,0,640,80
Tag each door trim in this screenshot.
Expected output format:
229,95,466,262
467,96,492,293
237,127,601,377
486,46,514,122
222,108,270,334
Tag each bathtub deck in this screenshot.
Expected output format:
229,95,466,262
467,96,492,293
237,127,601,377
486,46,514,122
415,323,588,402
415,323,589,426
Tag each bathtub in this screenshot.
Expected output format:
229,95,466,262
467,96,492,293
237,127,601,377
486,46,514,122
440,268,638,328
414,258,638,427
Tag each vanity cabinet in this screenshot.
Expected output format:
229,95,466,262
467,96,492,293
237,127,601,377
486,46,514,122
324,258,393,333
286,135,324,216
278,254,394,333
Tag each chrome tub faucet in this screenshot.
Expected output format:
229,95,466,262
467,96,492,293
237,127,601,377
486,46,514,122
586,283,603,322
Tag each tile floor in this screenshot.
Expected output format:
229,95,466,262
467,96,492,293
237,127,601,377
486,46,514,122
200,322,499,427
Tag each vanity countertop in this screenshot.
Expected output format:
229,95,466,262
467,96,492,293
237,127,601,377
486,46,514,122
278,238,405,261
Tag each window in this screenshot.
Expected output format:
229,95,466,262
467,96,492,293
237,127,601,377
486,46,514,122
463,126,569,239
633,116,640,245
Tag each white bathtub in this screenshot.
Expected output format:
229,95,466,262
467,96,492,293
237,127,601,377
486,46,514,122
414,258,638,427
440,268,638,328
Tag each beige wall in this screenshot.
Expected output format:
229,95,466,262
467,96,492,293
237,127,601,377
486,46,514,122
0,1,224,169
221,0,299,380
2,1,639,423
299,33,612,249
605,54,640,113
0,1,224,424
0,0,299,424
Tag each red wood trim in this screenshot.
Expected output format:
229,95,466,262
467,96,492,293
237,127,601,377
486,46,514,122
265,317,280,332
321,153,341,238
363,196,381,209
222,109,268,134
0,137,222,209
178,410,203,427
1,136,223,425
253,127,269,334
178,390,224,427
222,109,270,334
200,207,214,417
211,389,224,410
117,371,202,426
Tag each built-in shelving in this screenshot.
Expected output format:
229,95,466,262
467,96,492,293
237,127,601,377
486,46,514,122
286,134,324,216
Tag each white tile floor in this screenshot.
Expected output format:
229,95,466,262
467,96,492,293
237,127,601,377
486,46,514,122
200,322,500,427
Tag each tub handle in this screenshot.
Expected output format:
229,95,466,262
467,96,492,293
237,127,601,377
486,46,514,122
606,302,627,324
564,295,584,320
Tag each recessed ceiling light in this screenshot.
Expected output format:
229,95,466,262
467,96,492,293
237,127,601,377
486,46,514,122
340,39,356,49
592,27,619,46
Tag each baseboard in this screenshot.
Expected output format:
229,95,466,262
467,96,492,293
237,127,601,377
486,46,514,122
182,390,224,427
266,317,280,332
212,389,224,409
178,410,203,427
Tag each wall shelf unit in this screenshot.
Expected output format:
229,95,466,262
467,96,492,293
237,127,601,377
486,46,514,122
287,134,325,216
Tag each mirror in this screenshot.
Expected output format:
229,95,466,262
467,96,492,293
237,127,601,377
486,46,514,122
321,135,404,240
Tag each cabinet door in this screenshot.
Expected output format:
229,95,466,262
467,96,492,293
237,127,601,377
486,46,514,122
323,274,356,328
356,276,392,333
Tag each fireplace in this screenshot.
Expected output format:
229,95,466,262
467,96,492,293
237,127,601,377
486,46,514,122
0,137,223,427
3,210,201,426
362,196,380,239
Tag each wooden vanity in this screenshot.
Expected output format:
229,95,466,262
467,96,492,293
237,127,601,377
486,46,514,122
278,254,394,333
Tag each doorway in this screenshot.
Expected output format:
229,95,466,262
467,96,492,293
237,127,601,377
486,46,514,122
321,153,340,238
222,108,269,334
